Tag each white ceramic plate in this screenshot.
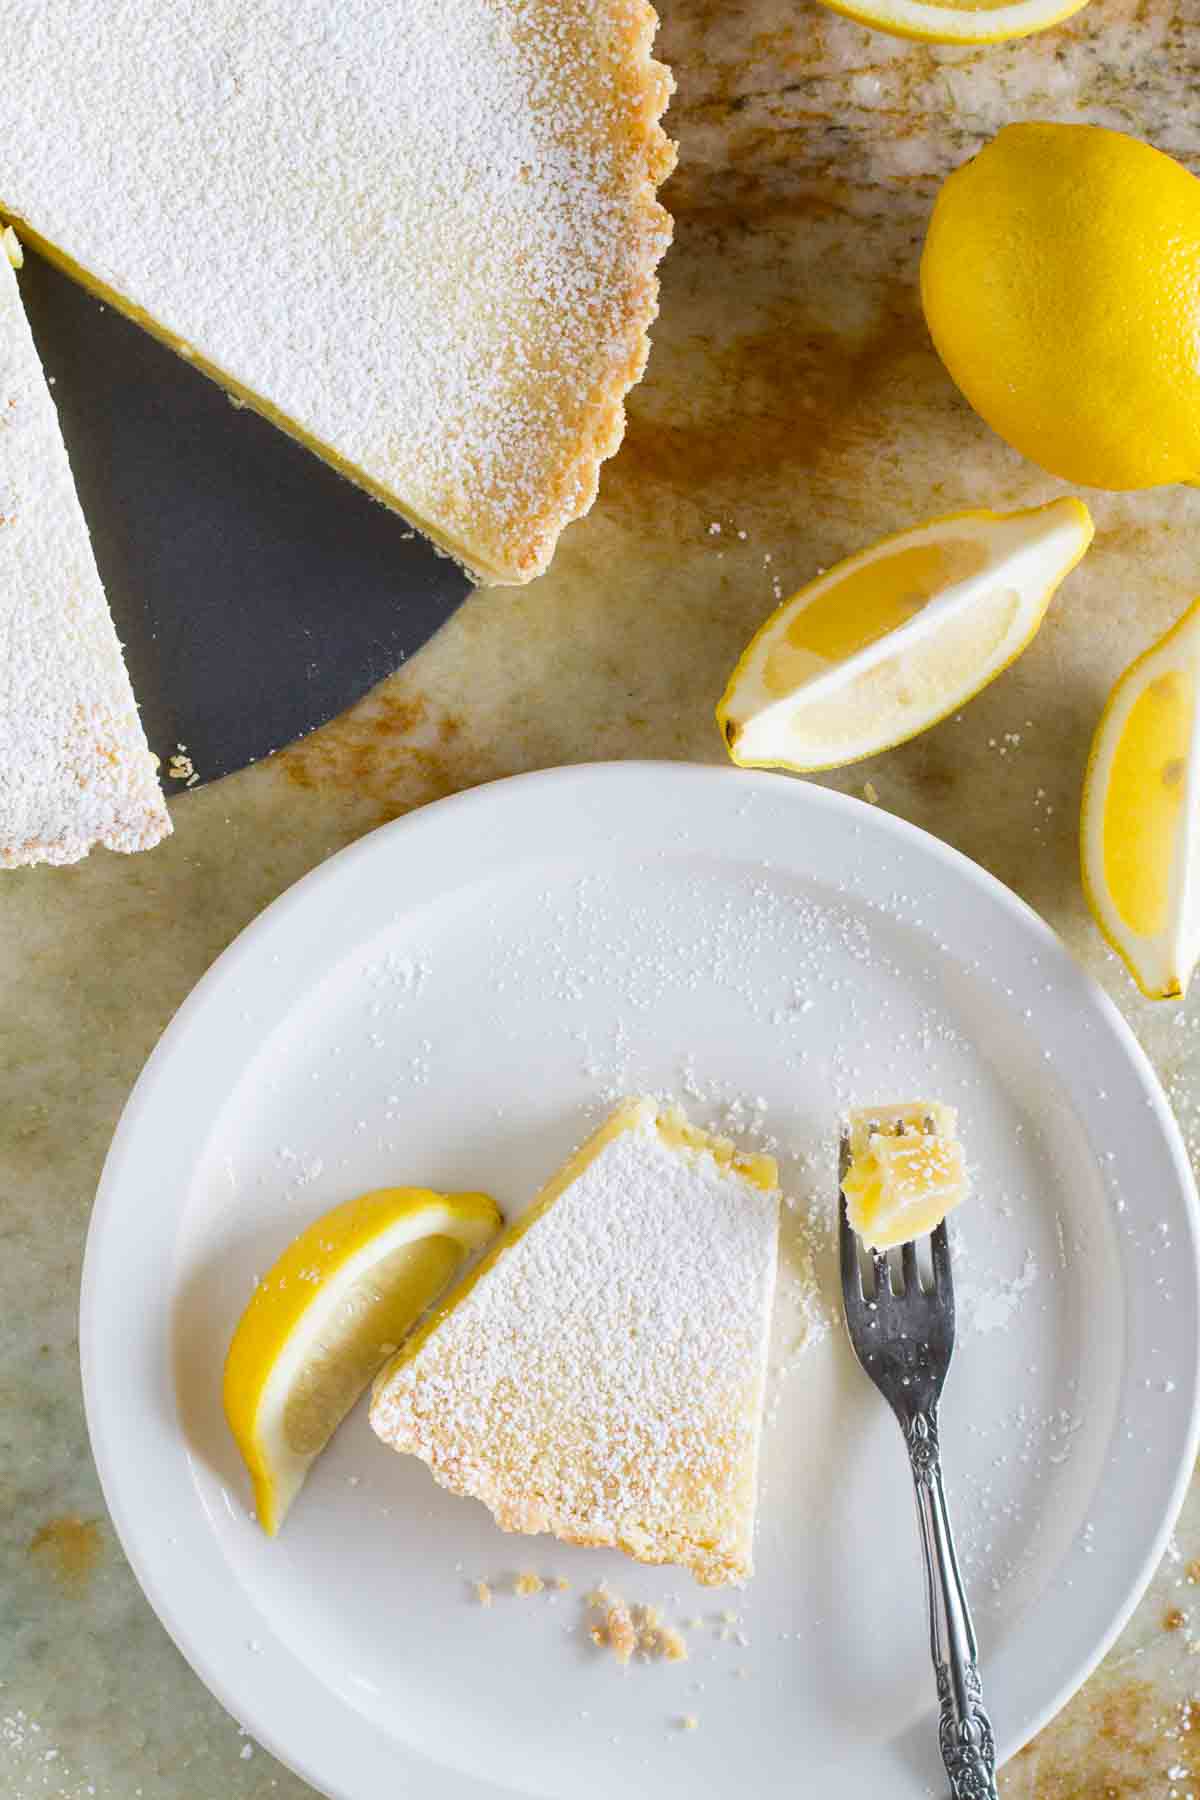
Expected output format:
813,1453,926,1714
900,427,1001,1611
82,762,1200,1800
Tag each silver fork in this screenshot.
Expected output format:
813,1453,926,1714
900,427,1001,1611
838,1130,998,1800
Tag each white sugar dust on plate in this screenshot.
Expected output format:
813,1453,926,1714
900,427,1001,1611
82,764,1200,1800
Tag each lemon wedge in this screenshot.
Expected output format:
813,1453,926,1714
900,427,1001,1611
223,1187,501,1533
717,500,1093,773
1081,598,1200,1000
812,0,1087,42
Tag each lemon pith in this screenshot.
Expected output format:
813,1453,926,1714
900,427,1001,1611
1081,598,1200,1000
922,124,1200,489
716,499,1093,774
759,539,988,695
223,1186,502,1534
812,0,1087,44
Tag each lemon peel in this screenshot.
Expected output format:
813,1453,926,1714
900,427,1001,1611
1081,598,1200,1000
717,500,1092,773
223,1186,501,1533
922,124,1200,490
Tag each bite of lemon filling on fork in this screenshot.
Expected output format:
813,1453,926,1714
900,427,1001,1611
369,1098,781,1586
841,1103,967,1251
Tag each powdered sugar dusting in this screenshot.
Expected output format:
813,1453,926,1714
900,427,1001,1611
0,0,675,583
0,244,169,866
165,779,1169,1769
957,1247,1039,1337
371,1101,779,1585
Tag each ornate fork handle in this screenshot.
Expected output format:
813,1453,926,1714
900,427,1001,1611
904,1409,998,1800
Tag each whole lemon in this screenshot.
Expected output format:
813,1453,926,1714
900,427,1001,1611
921,123,1200,490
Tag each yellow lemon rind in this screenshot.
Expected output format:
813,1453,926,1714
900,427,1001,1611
811,0,1088,44
717,499,1093,775
223,1187,501,1534
920,125,1200,492
1080,597,1200,1002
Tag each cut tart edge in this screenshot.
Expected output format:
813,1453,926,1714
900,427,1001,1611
0,225,171,868
0,5,677,590
370,1097,778,1587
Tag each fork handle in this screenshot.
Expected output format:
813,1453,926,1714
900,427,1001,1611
904,1409,998,1800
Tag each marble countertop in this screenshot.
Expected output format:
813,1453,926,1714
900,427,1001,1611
5,0,1200,1792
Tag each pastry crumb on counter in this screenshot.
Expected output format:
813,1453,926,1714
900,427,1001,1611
474,1580,493,1607
166,743,196,784
514,1571,544,1597
679,1713,699,1731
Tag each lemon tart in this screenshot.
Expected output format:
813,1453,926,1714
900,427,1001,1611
370,1099,781,1586
0,231,169,867
0,1,674,586
841,1103,967,1250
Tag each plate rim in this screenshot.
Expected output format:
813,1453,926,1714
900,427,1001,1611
80,759,1200,1797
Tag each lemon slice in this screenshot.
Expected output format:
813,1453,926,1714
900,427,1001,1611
716,499,1093,774
1081,598,1200,999
223,1187,501,1533
812,0,1088,43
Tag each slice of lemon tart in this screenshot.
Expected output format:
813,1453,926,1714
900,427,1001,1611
0,1,674,586
370,1099,781,1587
0,231,169,867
